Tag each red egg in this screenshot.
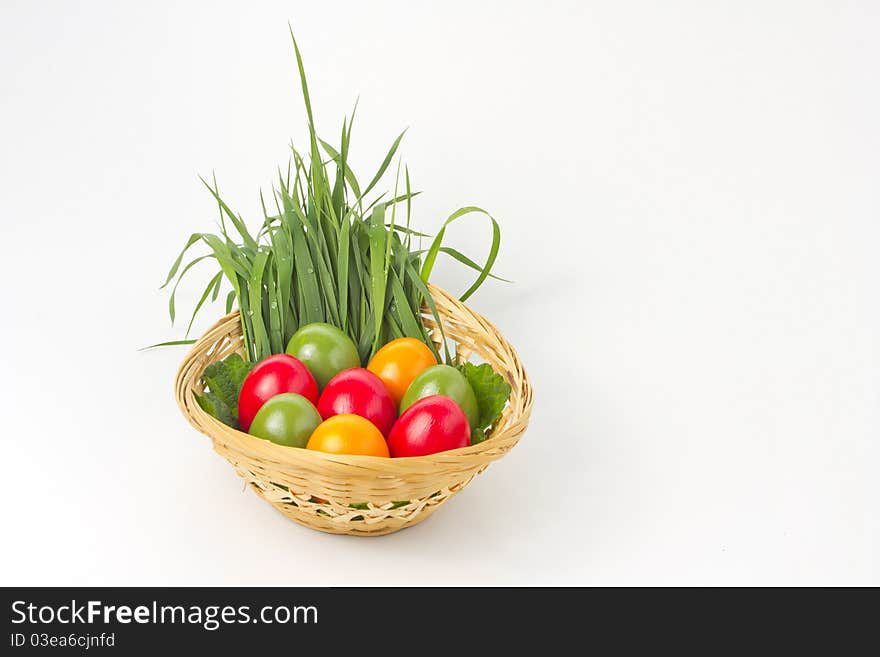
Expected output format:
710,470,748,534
316,368,397,437
387,395,471,457
238,354,318,432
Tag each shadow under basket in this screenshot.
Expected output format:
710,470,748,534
174,284,533,536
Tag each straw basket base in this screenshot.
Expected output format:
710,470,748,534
176,284,532,536
235,458,488,536
258,485,447,537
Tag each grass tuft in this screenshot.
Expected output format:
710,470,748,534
161,30,505,364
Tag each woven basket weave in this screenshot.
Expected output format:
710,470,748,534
174,284,532,536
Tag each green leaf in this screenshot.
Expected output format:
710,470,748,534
194,391,237,428
458,362,511,443
197,353,253,428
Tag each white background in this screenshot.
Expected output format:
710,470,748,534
1,1,877,586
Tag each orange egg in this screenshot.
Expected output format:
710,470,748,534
367,338,438,407
306,414,390,457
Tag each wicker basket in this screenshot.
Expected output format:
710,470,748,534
174,284,533,536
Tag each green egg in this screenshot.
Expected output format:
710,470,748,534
248,393,321,448
399,364,479,430
286,322,360,390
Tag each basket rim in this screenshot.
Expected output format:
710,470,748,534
174,284,532,473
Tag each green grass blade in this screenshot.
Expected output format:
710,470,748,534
329,118,347,219
295,195,340,325
161,233,202,289
265,257,284,354
289,25,326,200
420,206,482,281
168,253,214,323
403,262,446,363
404,165,413,251
389,224,431,238
248,248,271,359
457,214,500,302
419,206,501,302
319,138,362,199
362,129,407,198
388,267,426,340
411,246,511,282
279,178,323,325
384,159,401,275
348,221,368,343
368,205,388,354
199,234,250,279
336,207,353,333
197,234,253,358
382,190,421,209
268,222,294,343
139,339,197,351
212,171,226,234
186,271,223,337
385,311,404,340
289,26,317,143
199,177,258,252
